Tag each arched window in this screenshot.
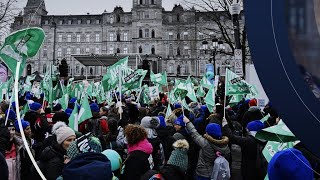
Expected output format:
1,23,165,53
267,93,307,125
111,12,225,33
27,64,32,75
117,15,120,23
117,48,120,53
139,46,143,53
139,29,143,38
169,44,173,56
151,29,155,38
151,45,155,54
177,33,180,40
140,0,143,5
177,47,181,56
117,33,121,41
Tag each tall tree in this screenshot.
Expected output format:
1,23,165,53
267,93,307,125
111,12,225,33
0,0,19,45
182,0,250,63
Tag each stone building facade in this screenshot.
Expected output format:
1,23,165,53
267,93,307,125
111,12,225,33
11,0,242,78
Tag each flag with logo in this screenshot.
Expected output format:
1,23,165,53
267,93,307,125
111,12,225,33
0,28,45,76
196,85,206,98
123,69,148,90
70,83,83,100
200,76,212,89
225,68,251,95
58,94,69,110
150,71,168,86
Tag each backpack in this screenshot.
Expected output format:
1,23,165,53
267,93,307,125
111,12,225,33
211,154,231,180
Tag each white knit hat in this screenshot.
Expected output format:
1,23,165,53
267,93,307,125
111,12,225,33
55,127,76,144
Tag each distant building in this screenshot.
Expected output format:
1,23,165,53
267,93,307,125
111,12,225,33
11,0,242,78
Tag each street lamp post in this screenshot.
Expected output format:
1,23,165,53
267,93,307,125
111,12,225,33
202,38,225,75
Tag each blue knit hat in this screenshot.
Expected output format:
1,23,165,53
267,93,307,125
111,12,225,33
174,103,182,109
268,148,313,180
14,119,30,132
5,109,16,121
90,103,99,112
30,102,42,111
206,123,222,139
246,120,265,132
174,115,185,127
25,92,32,100
157,116,166,128
69,97,77,104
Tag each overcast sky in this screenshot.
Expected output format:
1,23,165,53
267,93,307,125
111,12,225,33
16,0,184,15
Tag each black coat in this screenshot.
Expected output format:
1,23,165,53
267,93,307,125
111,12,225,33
0,120,10,156
223,124,266,180
120,150,151,180
0,152,8,180
156,127,175,161
38,140,66,180
242,107,263,134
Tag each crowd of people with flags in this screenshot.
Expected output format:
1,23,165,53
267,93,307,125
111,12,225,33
0,28,319,180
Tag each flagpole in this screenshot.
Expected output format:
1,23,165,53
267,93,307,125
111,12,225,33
118,65,123,120
223,68,227,118
4,91,14,126
14,61,46,179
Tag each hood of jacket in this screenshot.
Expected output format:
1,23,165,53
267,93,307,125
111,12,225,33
39,140,65,162
62,152,112,180
204,135,230,155
128,138,153,155
248,106,261,112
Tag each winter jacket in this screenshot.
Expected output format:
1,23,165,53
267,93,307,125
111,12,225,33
148,137,164,170
0,121,10,156
15,135,34,180
160,164,186,180
24,111,50,143
242,106,263,132
156,127,175,161
150,105,166,116
37,140,66,180
186,122,230,178
5,137,24,180
0,152,8,180
223,124,267,180
121,139,153,180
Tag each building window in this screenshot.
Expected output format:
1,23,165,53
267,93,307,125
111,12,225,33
151,0,155,4
96,19,100,24
124,16,128,23
117,15,121,23
117,33,121,41
168,63,174,74
44,20,49,24
145,29,149,38
85,48,90,53
110,17,114,24
139,46,142,53
184,46,189,55
139,29,143,38
68,20,72,25
145,11,149,19
67,48,71,56
81,67,84,75
177,47,181,56
109,47,114,54
43,47,47,57
76,34,81,42
151,29,155,38
117,48,120,53
95,47,100,54
87,19,91,24
183,32,188,40
59,20,63,25
42,64,46,74
177,33,180,40
76,65,79,74
95,34,100,42
177,14,180,22
169,32,173,40
57,48,62,57
67,34,72,42
109,33,114,41
199,32,204,41
124,47,128,54
86,34,90,42
78,19,81,24
169,44,173,56
140,0,143,5
151,45,155,54
124,32,128,41
200,63,205,74
58,34,62,42
76,48,81,54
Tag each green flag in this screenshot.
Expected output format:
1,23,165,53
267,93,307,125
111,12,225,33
20,103,29,118
200,76,212,89
150,71,168,86
70,83,83,99
78,96,93,124
41,64,53,108
229,95,243,104
23,74,36,93
255,120,297,142
168,90,177,105
0,28,45,76
165,104,172,119
225,68,251,95
58,94,69,110
262,141,295,163
173,80,188,100
196,85,206,98
68,103,79,131
260,115,270,123
186,77,198,102
123,69,148,90
204,85,215,113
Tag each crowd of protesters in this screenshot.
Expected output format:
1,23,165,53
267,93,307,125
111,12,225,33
0,81,319,180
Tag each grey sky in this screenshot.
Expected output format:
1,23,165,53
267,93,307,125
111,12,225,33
16,0,184,15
